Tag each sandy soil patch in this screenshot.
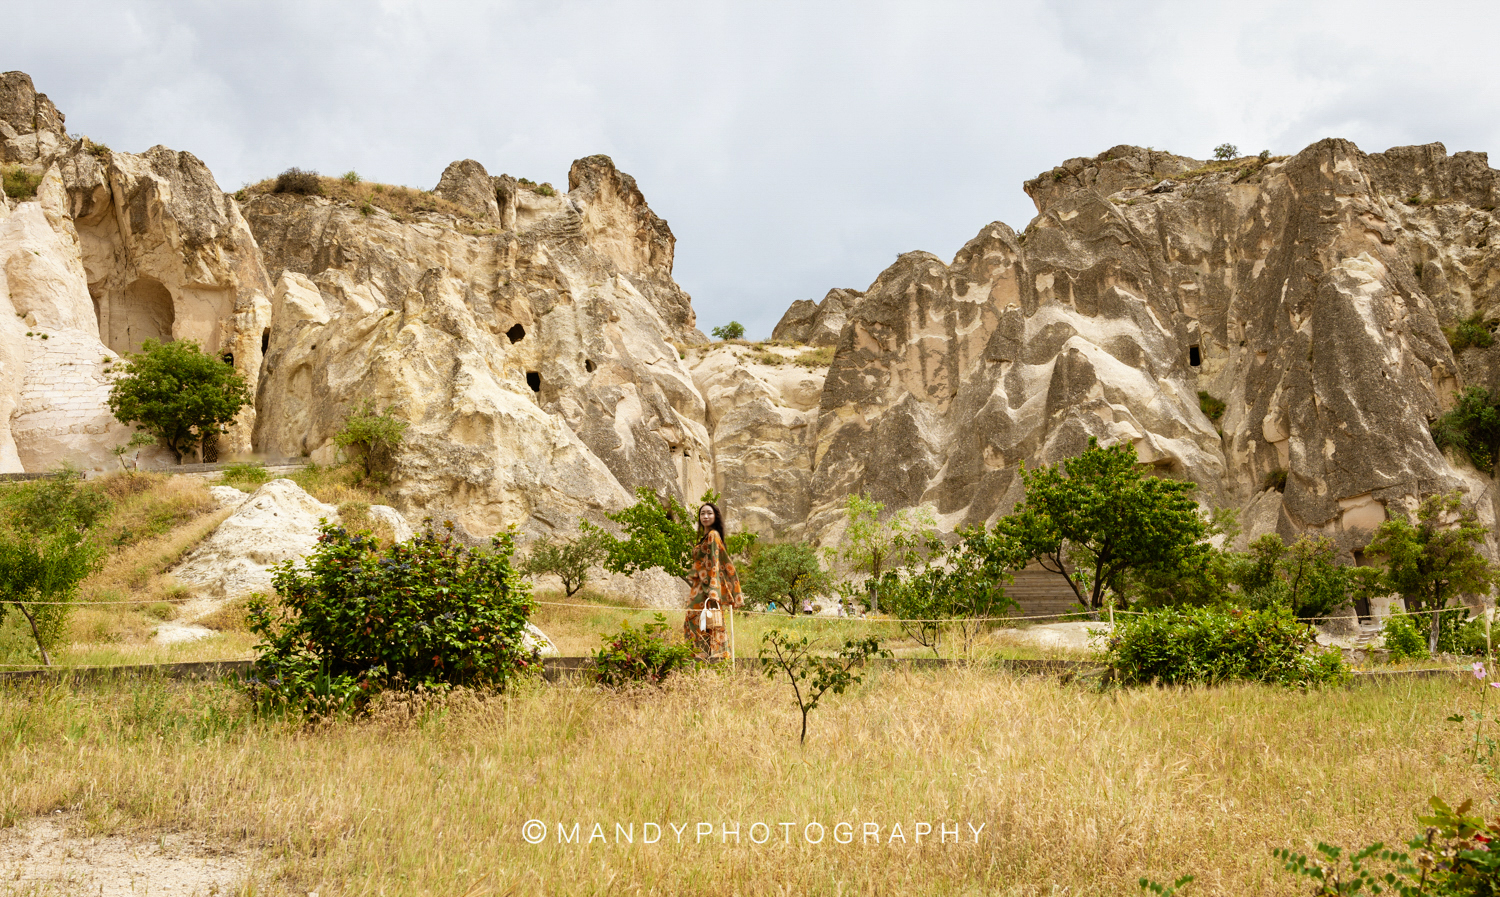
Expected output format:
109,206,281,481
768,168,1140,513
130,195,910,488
0,813,253,896
991,621,1109,651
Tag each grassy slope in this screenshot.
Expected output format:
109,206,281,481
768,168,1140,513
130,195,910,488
0,464,400,669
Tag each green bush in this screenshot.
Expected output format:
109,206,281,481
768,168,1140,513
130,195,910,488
711,322,746,341
272,167,323,195
0,469,109,664
341,170,361,184
107,339,251,464
1,166,41,200
246,521,537,715
591,614,697,688
1263,468,1288,492
1447,614,1492,656
1235,533,1377,621
1277,796,1500,895
1105,605,1350,687
333,400,409,481
218,461,269,490
1197,390,1226,423
1431,386,1500,473
1446,313,1495,352
1382,611,1430,662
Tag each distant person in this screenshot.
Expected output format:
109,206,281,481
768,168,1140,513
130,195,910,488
683,502,742,661
802,598,814,615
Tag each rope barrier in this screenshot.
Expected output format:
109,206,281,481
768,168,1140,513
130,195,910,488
0,596,1481,628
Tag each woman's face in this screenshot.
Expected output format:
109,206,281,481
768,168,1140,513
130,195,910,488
699,505,717,528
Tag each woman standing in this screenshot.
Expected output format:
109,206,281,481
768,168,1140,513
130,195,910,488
683,502,742,661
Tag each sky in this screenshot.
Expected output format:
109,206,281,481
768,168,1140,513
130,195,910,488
13,0,1500,338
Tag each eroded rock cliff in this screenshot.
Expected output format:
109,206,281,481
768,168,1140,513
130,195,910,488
244,156,711,536
784,141,1500,561
5,65,1500,582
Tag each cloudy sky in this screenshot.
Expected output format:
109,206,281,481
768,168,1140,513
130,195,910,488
16,1,1499,337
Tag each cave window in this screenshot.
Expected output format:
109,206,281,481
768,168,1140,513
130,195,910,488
507,324,526,343
261,329,270,354
1189,345,1201,367
584,358,596,373
221,352,234,368
526,371,541,393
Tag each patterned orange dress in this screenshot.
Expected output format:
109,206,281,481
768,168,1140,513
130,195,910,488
683,530,742,660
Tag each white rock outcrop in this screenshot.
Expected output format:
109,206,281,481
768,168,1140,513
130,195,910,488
172,478,339,599
369,504,414,542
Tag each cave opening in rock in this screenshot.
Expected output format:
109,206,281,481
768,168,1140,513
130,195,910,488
112,276,175,355
584,358,596,373
222,352,234,368
507,324,526,343
261,329,270,354
526,371,541,393
1189,345,1201,367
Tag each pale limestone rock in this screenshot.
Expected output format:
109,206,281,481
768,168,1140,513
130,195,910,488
785,139,1500,588
433,159,502,224
523,622,558,657
209,485,248,509
689,343,827,538
595,567,692,609
369,504,414,542
244,154,713,539
58,140,273,458
172,478,339,599
0,175,140,471
772,288,858,347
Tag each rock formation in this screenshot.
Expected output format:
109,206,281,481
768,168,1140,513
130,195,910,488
243,153,713,538
794,142,1500,572
0,71,270,471
772,288,859,347
5,67,1500,606
172,478,339,599
688,344,827,537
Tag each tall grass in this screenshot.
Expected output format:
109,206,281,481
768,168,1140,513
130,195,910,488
0,672,1485,895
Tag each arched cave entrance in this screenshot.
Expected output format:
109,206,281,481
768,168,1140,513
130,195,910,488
110,277,175,355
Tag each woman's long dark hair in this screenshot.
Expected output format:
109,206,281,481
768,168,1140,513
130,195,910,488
697,502,727,545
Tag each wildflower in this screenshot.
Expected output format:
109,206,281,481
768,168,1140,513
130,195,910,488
1475,661,1487,680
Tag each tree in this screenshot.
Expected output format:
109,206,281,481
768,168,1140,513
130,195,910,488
997,438,1209,613
1364,491,1498,654
824,494,940,612
0,469,108,665
334,400,409,481
759,629,888,745
107,339,251,464
1213,143,1239,160
583,487,755,585
711,321,745,341
740,541,831,614
523,531,608,597
885,526,1020,658
1234,533,1378,621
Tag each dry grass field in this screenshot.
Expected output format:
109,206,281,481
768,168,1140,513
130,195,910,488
0,668,1491,895
1,469,1492,894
